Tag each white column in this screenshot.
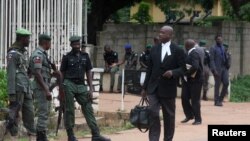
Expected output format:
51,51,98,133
17,0,22,28
84,0,88,44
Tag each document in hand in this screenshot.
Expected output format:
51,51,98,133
186,64,197,78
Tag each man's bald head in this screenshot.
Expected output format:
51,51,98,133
185,39,195,51
159,25,173,43
161,26,173,34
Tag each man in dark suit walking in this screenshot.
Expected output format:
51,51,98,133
210,35,229,106
141,26,185,141
181,39,203,125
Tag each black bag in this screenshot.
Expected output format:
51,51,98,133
129,97,152,132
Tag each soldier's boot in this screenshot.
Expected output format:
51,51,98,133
202,91,208,101
109,86,113,93
100,85,103,92
92,135,111,141
36,131,48,141
67,128,78,141
91,129,111,141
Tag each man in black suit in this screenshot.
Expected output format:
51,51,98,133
181,39,203,125
141,26,185,141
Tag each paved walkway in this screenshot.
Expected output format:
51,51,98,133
59,93,250,141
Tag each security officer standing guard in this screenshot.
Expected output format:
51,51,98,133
139,44,152,71
101,44,119,92
60,36,111,141
199,40,211,100
6,28,36,140
29,34,53,141
117,43,138,92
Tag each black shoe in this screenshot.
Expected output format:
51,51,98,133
92,135,111,141
181,117,194,123
68,136,78,141
36,131,48,141
100,85,103,92
215,101,223,106
192,121,202,125
202,96,208,101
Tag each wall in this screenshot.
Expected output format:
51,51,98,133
96,22,250,78
130,0,223,23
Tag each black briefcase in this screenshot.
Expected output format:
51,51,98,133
129,97,152,132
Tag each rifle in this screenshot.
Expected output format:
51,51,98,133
49,80,64,136
47,58,65,136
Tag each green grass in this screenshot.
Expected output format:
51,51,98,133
76,121,135,137
230,75,250,102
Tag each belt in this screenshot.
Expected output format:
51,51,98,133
68,78,85,84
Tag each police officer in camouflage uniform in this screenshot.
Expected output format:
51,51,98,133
29,34,53,141
60,36,111,141
199,40,211,101
117,43,138,91
101,44,119,92
139,44,152,71
6,28,36,140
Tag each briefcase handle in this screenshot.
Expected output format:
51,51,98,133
139,97,149,106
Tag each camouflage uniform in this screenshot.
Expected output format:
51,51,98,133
29,34,52,141
117,51,138,91
6,28,36,137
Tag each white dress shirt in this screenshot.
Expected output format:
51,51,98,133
188,47,196,55
161,41,171,62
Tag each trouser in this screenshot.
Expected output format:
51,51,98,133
63,79,99,136
181,82,202,122
8,92,36,136
203,66,210,94
100,66,119,90
214,68,229,103
147,94,175,141
33,89,50,132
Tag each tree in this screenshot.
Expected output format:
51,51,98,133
87,0,226,45
228,0,250,19
87,0,141,45
131,1,152,24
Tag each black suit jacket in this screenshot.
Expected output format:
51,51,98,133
143,43,185,98
184,49,203,83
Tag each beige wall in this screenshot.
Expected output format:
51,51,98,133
130,0,223,23
96,22,250,78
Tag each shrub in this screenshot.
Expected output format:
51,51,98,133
0,70,8,108
131,1,152,24
230,75,250,102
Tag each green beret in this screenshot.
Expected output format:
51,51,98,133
199,40,207,46
69,36,81,42
16,28,31,36
223,43,229,48
146,44,152,48
39,34,51,41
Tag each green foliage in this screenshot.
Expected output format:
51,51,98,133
131,1,152,24
0,70,8,108
204,16,231,21
194,16,230,27
231,75,250,102
238,3,250,21
221,0,235,18
110,7,131,23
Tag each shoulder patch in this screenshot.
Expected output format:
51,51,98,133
33,56,42,64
